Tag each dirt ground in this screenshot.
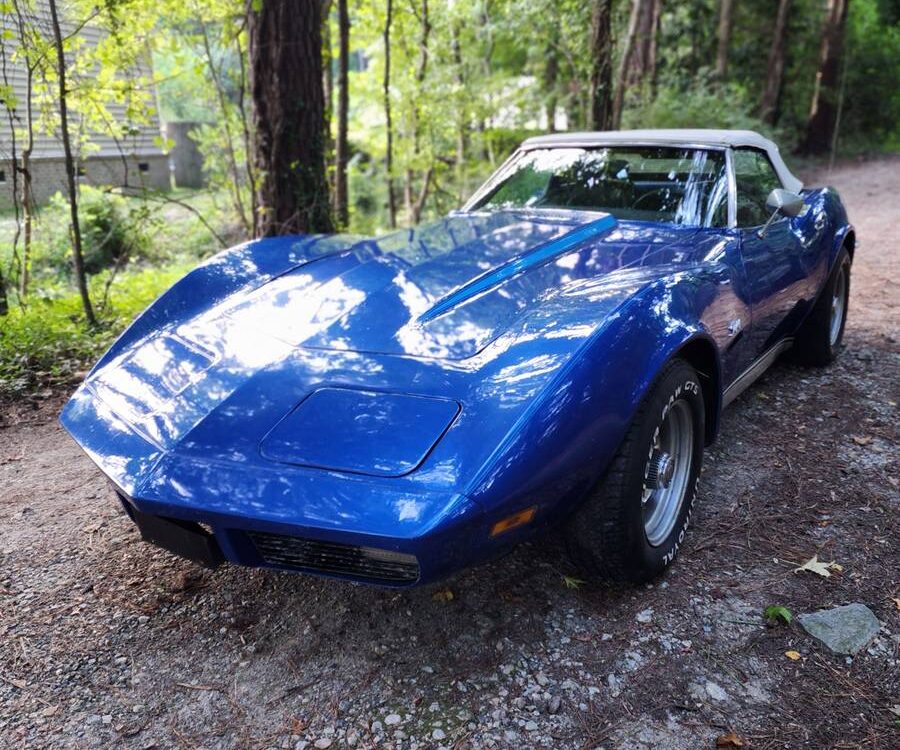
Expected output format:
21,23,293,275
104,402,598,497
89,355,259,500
1,158,898,750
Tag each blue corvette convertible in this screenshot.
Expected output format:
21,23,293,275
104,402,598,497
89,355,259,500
61,129,854,586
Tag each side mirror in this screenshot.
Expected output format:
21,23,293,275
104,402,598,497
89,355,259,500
758,188,805,238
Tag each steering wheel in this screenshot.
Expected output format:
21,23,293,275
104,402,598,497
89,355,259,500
631,188,671,211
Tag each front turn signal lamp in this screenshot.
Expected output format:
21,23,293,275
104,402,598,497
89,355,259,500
490,505,537,537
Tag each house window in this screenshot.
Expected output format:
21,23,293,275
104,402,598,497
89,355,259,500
0,170,6,183
138,162,150,173
74,165,87,179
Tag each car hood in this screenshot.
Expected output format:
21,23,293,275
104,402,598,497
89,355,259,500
162,209,704,361
68,210,711,475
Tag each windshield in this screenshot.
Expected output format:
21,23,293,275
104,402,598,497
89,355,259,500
471,146,729,227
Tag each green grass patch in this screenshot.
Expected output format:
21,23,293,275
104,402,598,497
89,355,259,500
0,263,192,396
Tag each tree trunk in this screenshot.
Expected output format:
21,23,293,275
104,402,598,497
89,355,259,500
235,35,259,236
542,7,559,132
48,0,96,326
322,0,334,178
715,0,735,80
404,0,431,225
383,0,396,228
612,0,642,127
627,0,658,88
451,22,467,201
760,0,792,124
0,20,21,308
799,0,850,154
248,0,333,236
13,0,35,298
0,263,7,316
334,0,350,227
543,45,558,132
588,0,613,130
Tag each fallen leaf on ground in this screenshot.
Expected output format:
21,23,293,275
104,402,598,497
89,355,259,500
432,589,454,603
716,731,745,747
852,435,873,445
562,575,586,589
892,598,900,611
785,650,802,660
889,705,900,718
794,555,837,577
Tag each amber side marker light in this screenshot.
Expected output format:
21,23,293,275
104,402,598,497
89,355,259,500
490,506,537,537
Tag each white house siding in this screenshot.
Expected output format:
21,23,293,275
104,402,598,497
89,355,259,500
0,1,169,208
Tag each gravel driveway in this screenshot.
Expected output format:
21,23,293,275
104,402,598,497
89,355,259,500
1,158,898,750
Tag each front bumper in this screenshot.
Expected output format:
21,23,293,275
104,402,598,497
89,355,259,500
120,495,422,584
63,385,491,586
114,484,485,586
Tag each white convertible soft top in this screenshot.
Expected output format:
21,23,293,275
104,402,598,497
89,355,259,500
521,129,803,193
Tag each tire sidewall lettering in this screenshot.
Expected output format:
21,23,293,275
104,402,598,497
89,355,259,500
650,379,701,569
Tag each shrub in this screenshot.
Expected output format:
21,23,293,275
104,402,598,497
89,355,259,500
38,186,160,280
622,82,783,146
0,263,190,395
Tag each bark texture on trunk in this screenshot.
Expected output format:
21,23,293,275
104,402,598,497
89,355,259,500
249,0,333,236
48,0,95,326
627,0,659,88
800,0,850,154
451,23,467,201
0,265,7,316
383,0,396,228
588,0,614,130
760,0,792,124
715,0,735,79
334,0,350,227
543,42,558,131
404,0,431,226
322,0,334,169
612,0,643,127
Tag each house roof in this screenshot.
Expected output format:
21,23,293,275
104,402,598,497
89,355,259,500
521,129,803,193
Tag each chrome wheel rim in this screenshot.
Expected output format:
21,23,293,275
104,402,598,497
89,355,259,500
642,399,694,547
829,266,846,346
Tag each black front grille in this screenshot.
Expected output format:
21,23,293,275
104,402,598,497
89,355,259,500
248,532,420,585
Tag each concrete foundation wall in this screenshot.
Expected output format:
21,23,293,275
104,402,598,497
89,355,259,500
0,154,170,209
165,122,207,189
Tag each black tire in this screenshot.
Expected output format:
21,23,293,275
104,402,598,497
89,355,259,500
564,359,705,583
792,248,851,366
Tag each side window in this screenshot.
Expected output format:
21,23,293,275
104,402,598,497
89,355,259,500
733,148,783,227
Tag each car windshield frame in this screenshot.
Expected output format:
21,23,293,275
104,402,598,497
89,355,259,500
463,143,735,229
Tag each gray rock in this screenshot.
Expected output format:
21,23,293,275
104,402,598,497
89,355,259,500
704,681,728,702
798,603,881,655
524,721,538,731
384,713,402,726
432,728,446,740
547,695,562,715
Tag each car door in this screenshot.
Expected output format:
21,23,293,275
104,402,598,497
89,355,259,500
734,147,821,360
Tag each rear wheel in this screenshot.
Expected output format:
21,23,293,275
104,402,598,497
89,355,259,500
565,359,705,583
792,248,851,366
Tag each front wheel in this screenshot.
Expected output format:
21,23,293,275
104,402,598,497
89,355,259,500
564,359,705,583
792,248,851,366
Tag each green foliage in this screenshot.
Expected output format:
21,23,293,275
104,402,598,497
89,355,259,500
622,81,780,143
39,187,161,278
763,605,793,626
562,575,586,590
841,0,900,152
0,263,189,395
